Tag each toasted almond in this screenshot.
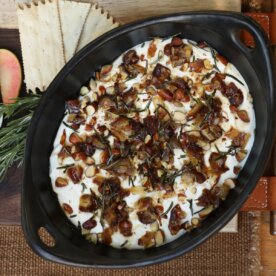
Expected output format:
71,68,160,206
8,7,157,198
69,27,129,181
203,59,213,70
190,186,197,194
55,177,68,187
191,217,199,226
80,86,89,96
86,233,98,244
85,165,96,178
144,134,151,144
130,186,145,195
86,105,95,116
62,203,73,214
150,221,159,232
198,205,214,218
89,78,97,90
92,92,98,101
69,133,82,144
173,111,185,122
224,178,235,189
86,157,95,165
155,230,164,246
106,86,114,95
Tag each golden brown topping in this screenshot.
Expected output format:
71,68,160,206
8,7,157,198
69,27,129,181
169,204,186,235
209,152,227,173
148,41,157,57
102,228,113,245
66,99,80,114
69,133,82,144
110,117,134,142
189,59,204,73
79,193,99,212
67,165,83,184
55,177,68,187
82,218,97,230
60,130,66,146
119,220,132,237
62,203,73,215
152,63,171,81
138,231,156,248
224,82,244,107
237,110,250,123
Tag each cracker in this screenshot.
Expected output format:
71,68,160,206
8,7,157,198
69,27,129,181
77,3,119,52
58,0,91,62
17,0,65,92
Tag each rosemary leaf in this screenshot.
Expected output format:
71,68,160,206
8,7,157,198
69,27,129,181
56,164,74,170
225,73,245,86
63,121,78,132
160,202,174,217
188,199,194,215
0,94,41,182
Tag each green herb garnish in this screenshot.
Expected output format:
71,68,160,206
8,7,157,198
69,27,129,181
63,121,78,132
81,182,87,193
225,73,244,86
0,94,41,182
57,163,74,170
160,202,174,217
187,199,194,215
215,144,240,160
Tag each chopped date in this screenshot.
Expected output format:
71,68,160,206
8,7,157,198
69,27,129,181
102,228,113,245
189,59,204,73
209,152,227,172
82,218,97,230
119,220,132,237
79,142,95,156
157,88,174,101
66,99,80,114
123,50,140,65
136,197,153,209
197,188,220,208
169,204,186,235
67,165,83,184
171,37,184,47
224,82,244,107
152,63,171,81
69,133,82,144
143,116,159,135
137,210,157,224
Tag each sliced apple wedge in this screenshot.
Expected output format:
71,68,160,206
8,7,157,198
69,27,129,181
0,49,22,104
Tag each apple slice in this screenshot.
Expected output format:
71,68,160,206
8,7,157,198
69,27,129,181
0,49,22,104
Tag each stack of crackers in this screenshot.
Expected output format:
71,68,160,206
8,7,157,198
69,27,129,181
17,0,119,93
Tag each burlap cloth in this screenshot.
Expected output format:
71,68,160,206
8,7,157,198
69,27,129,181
0,212,261,276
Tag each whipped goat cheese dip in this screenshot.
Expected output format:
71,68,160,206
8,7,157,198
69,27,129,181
50,36,255,249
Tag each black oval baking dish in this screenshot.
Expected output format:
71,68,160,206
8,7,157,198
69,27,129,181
22,11,275,268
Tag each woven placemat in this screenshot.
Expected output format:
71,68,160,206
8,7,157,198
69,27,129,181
0,212,261,276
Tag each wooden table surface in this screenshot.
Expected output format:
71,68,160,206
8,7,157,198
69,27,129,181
1,0,276,275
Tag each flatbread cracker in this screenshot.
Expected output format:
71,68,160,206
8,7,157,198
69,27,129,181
17,0,65,92
58,0,91,62
77,3,119,52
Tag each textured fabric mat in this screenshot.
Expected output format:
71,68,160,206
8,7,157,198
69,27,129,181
0,212,261,276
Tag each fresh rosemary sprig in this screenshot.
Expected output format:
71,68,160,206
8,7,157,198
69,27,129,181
225,73,244,86
214,144,240,160
160,202,174,217
0,94,41,182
